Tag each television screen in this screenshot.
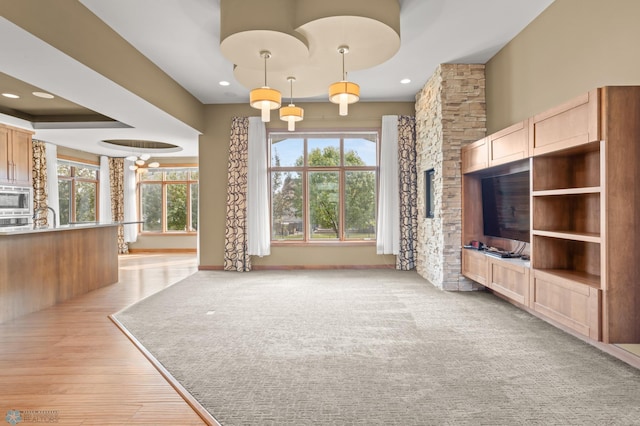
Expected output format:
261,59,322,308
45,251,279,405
481,171,530,243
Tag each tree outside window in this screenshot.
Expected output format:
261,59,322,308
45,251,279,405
138,167,198,233
57,160,98,225
270,132,377,242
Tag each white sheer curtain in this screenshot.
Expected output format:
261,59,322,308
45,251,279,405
123,159,138,243
247,116,270,256
376,115,400,255
44,143,60,227
99,155,112,223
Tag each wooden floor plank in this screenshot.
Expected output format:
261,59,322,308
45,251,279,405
0,253,208,425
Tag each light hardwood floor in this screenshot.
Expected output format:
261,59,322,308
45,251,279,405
0,253,206,425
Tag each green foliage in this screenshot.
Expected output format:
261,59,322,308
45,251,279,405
58,180,70,225
345,171,376,237
167,184,188,231
140,169,198,232
191,183,199,231
75,181,96,222
141,184,162,231
273,145,375,239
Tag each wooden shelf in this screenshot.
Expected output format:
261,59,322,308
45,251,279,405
532,229,601,243
533,268,601,289
532,186,600,197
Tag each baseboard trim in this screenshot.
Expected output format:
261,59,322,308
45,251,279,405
109,315,222,426
128,248,197,254
198,264,396,271
252,264,396,270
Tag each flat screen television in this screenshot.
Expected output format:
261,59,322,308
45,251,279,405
481,171,530,243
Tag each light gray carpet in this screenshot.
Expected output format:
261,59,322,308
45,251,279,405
114,270,640,425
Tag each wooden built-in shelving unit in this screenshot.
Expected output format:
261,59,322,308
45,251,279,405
461,86,640,345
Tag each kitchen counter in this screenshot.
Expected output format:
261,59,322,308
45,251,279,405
0,223,120,323
0,221,139,235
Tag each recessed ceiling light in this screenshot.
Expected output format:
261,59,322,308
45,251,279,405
219,81,231,86
32,91,55,99
400,78,411,84
2,93,20,99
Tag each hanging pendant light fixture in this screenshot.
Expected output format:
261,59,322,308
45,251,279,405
125,148,157,171
279,77,304,131
249,50,281,122
329,45,360,116
127,154,160,171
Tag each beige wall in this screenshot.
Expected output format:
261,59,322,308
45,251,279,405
129,234,197,251
57,146,100,164
199,101,415,268
486,0,640,133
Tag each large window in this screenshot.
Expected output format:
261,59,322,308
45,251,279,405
57,160,99,225
138,167,198,233
270,132,377,242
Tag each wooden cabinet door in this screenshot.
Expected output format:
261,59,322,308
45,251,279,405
461,137,488,173
488,120,529,167
0,126,10,184
10,129,33,186
529,89,600,156
462,249,488,285
488,259,530,306
531,269,601,340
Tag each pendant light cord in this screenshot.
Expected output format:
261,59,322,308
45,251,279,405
264,53,268,87
260,50,272,87
290,78,294,105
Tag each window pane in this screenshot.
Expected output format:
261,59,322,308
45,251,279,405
344,138,376,166
141,184,162,231
190,183,198,231
58,180,71,225
309,171,339,240
141,170,163,181
75,165,98,179
166,183,187,231
308,139,340,166
74,181,97,222
166,169,189,181
190,170,199,180
271,171,303,240
271,138,304,167
345,171,376,240
57,163,71,177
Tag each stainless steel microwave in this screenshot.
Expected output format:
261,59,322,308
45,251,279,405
0,185,32,218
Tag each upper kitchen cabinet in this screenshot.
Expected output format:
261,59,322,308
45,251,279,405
529,89,600,156
0,124,33,186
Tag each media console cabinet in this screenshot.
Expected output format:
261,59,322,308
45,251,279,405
461,86,640,344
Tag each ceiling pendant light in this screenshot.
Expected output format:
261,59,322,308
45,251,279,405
279,77,304,131
329,45,360,116
125,151,158,171
249,50,281,122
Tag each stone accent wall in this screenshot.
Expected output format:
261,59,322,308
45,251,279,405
415,64,486,290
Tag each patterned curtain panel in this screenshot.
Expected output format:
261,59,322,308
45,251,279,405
224,117,251,272
32,140,48,228
109,157,128,254
397,115,418,270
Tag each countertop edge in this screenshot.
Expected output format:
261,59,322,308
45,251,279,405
0,222,139,236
